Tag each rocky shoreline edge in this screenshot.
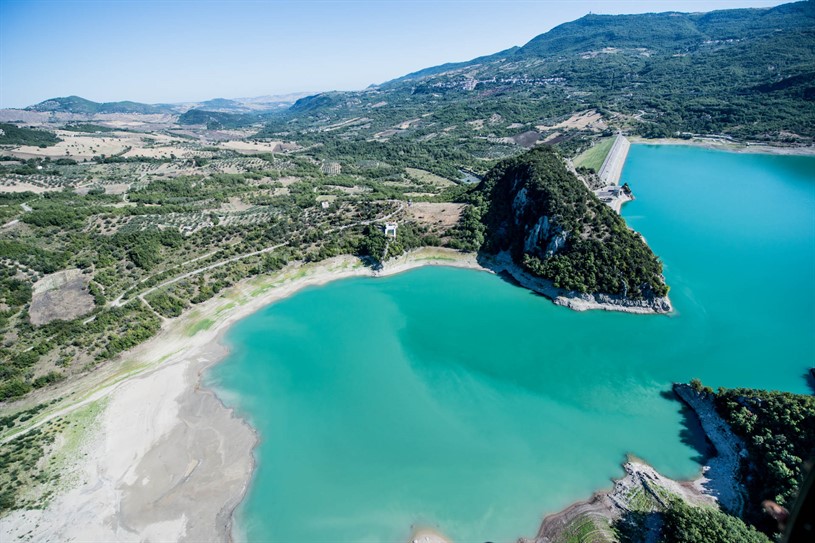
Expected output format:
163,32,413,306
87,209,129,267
525,383,747,543
0,248,674,541
482,252,673,315
0,249,484,542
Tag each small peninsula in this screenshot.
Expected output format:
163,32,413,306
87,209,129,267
530,381,815,543
1,1,814,542
473,146,671,313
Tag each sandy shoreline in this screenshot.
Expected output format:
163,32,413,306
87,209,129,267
627,136,815,155
0,248,482,542
0,245,670,541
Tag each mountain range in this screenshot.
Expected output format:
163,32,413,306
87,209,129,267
23,92,313,116
272,0,815,141
10,1,815,144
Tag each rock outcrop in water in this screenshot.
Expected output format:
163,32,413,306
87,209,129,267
526,383,754,543
672,383,748,515
476,147,670,313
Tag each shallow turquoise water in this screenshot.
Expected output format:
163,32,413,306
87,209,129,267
207,145,815,543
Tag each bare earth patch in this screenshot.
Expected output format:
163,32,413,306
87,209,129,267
29,269,95,326
0,181,61,193
405,168,456,186
537,109,607,132
407,202,464,229
218,140,293,154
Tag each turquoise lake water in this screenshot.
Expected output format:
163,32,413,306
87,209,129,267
207,145,815,543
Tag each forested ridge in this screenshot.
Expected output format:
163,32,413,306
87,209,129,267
474,147,668,299
714,385,815,534
255,1,815,152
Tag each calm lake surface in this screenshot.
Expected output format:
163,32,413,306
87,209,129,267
207,145,815,543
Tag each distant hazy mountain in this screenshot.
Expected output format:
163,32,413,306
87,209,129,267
26,96,171,115
22,92,312,116
177,109,260,129
198,98,245,111
235,92,314,105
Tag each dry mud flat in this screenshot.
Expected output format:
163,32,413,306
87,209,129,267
0,249,484,543
0,346,256,542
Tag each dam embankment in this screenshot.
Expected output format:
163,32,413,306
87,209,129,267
598,134,631,185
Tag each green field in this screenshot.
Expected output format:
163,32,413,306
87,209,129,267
573,137,615,172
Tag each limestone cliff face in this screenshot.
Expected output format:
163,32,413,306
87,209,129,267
483,170,569,263
478,147,669,305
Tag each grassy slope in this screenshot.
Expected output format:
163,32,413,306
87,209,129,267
573,137,614,172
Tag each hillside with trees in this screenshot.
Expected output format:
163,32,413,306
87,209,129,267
474,146,668,300
713,386,815,534
255,0,815,174
25,96,169,115
0,123,60,147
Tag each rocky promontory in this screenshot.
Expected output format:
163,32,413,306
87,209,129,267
475,147,670,313
525,382,751,543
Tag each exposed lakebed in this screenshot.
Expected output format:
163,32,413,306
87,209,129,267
207,145,815,542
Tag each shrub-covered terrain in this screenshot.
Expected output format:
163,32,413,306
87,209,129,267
659,500,771,543
0,123,60,147
714,386,815,533
476,146,668,299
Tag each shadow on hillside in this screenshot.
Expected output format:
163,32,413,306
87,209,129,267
475,252,555,300
614,510,664,543
478,257,522,286
804,369,815,395
661,388,713,466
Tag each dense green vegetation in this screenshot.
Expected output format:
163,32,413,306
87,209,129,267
477,146,668,298
659,501,771,543
177,109,259,129
0,123,60,147
61,123,115,133
714,386,815,532
0,240,66,273
26,95,168,115
145,290,187,318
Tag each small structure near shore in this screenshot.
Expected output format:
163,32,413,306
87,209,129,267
594,182,633,214
384,222,398,238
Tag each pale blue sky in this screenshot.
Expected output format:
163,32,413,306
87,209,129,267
0,0,788,108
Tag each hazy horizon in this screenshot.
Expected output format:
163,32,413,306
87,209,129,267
0,0,789,109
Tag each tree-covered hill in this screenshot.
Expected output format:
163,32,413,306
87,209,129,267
713,385,815,535
261,1,815,147
26,96,170,115
176,109,260,129
0,123,60,146
475,146,668,300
